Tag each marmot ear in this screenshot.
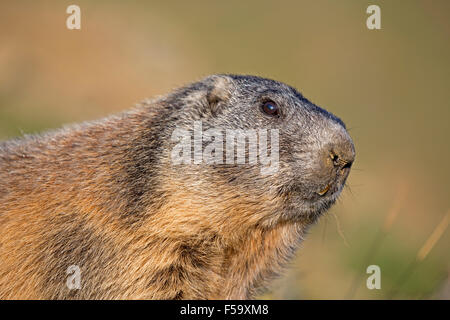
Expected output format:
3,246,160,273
205,75,234,116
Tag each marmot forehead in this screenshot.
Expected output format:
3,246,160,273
200,74,346,129
217,74,307,100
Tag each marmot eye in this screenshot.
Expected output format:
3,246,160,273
261,101,279,117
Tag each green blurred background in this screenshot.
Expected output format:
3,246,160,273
0,0,448,299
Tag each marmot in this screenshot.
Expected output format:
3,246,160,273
0,74,355,299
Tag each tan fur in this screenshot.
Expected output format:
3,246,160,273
0,108,305,300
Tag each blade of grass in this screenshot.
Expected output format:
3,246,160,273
345,183,407,299
387,210,449,299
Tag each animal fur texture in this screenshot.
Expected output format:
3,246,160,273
0,75,355,299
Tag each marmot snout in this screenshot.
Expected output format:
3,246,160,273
0,74,355,299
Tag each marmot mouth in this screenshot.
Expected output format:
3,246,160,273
317,184,331,196
281,180,340,202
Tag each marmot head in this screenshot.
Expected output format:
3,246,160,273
155,74,355,228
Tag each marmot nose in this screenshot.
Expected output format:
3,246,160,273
328,136,355,173
316,134,354,196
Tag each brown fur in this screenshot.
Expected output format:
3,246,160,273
0,75,354,299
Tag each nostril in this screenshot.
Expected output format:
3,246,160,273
330,153,339,166
342,160,353,170
330,151,353,170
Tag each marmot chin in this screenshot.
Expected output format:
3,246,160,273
0,74,355,299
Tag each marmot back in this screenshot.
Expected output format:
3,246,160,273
0,74,355,299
